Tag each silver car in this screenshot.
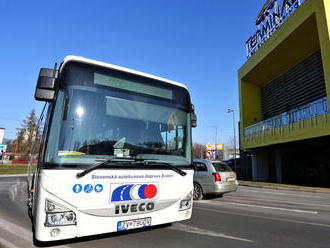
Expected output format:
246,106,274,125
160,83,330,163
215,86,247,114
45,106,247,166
193,159,238,200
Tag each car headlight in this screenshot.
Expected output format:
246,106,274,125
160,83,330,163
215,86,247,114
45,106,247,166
45,199,76,227
179,191,193,211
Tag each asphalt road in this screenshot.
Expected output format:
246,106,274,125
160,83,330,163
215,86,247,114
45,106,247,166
1,176,330,248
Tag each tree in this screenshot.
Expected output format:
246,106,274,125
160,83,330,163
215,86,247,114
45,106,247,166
3,139,14,152
224,136,237,160
15,109,41,155
192,142,206,159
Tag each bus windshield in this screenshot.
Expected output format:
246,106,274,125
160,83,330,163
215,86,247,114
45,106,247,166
44,62,192,167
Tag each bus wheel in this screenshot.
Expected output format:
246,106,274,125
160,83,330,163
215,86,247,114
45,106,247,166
193,183,203,200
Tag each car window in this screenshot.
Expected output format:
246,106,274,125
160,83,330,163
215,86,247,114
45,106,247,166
193,162,208,171
212,162,232,172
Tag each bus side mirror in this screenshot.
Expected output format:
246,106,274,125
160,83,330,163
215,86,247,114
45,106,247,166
191,104,197,128
35,67,58,102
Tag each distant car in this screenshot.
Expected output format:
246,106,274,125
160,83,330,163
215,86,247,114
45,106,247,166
192,159,238,200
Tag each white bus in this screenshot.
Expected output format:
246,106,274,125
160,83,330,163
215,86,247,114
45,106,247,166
28,56,197,242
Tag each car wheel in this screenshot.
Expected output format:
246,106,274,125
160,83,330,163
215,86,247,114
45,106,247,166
193,183,203,200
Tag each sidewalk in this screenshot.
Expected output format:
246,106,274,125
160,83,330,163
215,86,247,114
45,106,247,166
239,180,330,194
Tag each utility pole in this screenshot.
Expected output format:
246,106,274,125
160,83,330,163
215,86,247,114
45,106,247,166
227,109,237,171
209,125,217,160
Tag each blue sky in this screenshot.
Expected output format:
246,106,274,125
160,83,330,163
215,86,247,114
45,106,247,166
0,0,264,145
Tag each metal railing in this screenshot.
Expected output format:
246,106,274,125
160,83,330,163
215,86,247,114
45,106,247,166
244,97,329,136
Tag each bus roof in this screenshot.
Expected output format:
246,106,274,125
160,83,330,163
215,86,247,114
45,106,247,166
61,55,188,90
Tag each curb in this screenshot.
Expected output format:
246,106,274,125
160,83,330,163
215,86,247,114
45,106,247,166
0,174,27,178
239,183,330,194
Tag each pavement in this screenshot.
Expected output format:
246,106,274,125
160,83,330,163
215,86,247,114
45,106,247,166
1,176,330,248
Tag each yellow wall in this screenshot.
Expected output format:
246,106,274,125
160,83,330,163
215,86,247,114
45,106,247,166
240,80,262,127
239,0,330,150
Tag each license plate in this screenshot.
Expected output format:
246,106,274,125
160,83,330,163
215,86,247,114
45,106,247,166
117,217,151,231
226,177,235,182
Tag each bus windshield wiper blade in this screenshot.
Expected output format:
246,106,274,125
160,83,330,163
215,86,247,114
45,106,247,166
76,157,134,179
145,161,187,176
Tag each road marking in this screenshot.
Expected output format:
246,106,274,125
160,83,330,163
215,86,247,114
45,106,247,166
238,187,328,198
225,195,330,208
0,217,32,241
198,200,319,214
195,206,330,228
0,217,70,248
0,237,20,248
169,223,253,242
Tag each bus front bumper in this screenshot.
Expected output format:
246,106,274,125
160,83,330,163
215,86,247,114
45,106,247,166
34,190,192,242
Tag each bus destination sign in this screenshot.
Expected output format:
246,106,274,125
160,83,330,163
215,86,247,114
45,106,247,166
246,0,305,59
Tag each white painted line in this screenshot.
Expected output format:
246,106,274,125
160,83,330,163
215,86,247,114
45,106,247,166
195,206,330,228
0,217,70,248
238,187,328,198
0,217,32,242
169,223,253,242
198,200,319,214
0,237,20,248
225,195,330,208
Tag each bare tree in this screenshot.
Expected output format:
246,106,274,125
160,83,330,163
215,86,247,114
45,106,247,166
225,136,236,159
192,142,206,159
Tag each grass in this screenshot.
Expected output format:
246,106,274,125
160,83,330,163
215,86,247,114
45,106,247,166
239,180,330,192
0,163,28,175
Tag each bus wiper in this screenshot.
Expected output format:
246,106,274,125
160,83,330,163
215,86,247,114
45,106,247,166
76,157,134,179
144,161,187,177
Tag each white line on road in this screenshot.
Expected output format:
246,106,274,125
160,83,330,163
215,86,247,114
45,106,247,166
0,237,20,248
238,187,328,199
199,200,319,214
224,195,330,208
169,223,253,242
0,217,33,241
195,206,330,228
0,216,70,248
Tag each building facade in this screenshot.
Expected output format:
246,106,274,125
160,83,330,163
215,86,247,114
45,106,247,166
239,0,330,187
0,128,4,145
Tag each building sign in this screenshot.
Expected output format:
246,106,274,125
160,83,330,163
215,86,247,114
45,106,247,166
205,144,223,151
246,0,305,59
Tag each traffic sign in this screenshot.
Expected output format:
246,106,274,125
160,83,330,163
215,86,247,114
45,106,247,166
206,150,213,159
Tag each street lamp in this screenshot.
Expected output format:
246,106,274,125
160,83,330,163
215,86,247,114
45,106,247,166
227,108,237,171
208,125,217,160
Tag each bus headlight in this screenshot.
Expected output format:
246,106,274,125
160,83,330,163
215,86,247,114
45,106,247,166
45,199,76,226
179,191,193,211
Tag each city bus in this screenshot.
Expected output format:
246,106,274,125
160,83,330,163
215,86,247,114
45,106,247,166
27,56,197,242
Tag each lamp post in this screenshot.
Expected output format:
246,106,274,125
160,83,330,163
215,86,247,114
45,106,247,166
208,125,217,160
227,109,237,171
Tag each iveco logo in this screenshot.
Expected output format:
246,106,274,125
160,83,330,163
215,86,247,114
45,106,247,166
111,184,158,202
115,202,155,215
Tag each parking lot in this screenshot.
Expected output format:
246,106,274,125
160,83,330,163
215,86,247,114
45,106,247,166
1,176,330,248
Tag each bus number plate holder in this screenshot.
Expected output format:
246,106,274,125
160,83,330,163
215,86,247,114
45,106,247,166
117,217,151,231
